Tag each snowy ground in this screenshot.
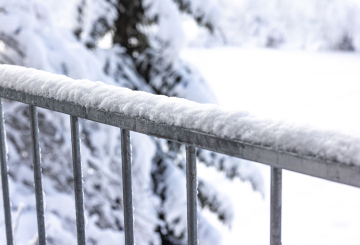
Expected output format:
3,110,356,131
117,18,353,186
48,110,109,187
181,47,360,245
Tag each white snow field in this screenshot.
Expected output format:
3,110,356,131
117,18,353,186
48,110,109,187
181,47,360,245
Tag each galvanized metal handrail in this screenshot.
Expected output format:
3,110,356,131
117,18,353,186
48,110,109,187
0,73,360,245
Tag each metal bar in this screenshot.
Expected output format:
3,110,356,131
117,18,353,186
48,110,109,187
186,145,197,245
0,98,13,245
121,129,134,245
270,167,282,245
70,116,86,245
1,88,360,188
29,105,47,245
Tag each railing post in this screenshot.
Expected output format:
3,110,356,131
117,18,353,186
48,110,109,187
121,129,134,245
186,145,197,245
29,105,47,245
0,99,13,245
70,116,86,245
270,167,282,245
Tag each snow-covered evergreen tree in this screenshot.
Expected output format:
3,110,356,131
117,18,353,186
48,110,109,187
0,0,263,244
191,0,360,51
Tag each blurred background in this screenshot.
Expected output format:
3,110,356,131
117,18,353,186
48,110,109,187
0,0,360,244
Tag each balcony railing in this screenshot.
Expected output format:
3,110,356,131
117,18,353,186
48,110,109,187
0,65,360,245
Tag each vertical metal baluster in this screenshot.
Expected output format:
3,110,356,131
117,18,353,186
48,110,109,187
121,129,134,245
121,129,134,244
270,167,282,245
70,116,86,245
29,105,46,245
186,145,197,245
0,99,13,245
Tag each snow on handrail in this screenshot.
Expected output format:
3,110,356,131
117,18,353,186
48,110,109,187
1,64,360,245
0,65,359,186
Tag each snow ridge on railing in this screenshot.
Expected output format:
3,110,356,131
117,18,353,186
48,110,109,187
1,65,360,167
0,65,360,245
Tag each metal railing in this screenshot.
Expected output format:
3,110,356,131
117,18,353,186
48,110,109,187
1,70,360,245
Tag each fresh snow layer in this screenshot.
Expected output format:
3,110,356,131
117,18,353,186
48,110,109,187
1,64,360,166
